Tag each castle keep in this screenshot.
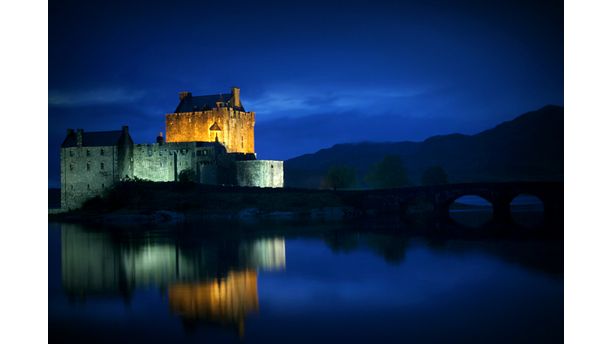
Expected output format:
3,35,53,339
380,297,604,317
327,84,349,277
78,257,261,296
166,87,255,153
60,87,284,210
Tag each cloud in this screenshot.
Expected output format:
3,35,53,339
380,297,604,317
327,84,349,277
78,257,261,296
244,84,430,119
48,88,146,107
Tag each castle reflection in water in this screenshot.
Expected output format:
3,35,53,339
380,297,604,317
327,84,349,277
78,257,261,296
60,224,286,335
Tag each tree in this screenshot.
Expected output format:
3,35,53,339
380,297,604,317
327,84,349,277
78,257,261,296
421,166,448,186
323,165,356,190
365,155,409,189
178,169,196,183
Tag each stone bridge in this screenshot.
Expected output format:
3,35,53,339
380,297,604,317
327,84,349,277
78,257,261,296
338,181,563,224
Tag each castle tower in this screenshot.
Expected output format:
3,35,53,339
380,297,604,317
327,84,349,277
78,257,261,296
165,87,255,154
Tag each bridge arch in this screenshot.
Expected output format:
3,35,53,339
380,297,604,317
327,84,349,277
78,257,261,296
448,195,493,227
510,194,545,227
348,181,562,227
436,190,496,216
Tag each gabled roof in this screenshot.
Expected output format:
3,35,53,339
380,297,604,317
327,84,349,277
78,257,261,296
61,130,129,148
174,93,245,113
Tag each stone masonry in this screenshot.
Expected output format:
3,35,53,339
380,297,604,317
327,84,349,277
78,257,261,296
165,87,255,153
60,87,284,210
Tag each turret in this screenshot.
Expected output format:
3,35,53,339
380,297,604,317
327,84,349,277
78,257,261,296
231,87,241,108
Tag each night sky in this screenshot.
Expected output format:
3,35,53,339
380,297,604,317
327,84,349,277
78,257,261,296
48,0,563,187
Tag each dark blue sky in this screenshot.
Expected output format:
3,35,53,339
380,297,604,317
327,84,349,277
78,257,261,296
48,0,563,187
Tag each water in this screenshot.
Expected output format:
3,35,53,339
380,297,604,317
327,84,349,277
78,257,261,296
48,216,563,343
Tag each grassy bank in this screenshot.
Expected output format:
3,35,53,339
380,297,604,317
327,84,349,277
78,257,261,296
84,181,344,212
49,181,350,224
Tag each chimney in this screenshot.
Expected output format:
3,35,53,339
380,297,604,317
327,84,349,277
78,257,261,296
231,87,241,108
76,129,84,147
156,132,164,144
179,91,192,101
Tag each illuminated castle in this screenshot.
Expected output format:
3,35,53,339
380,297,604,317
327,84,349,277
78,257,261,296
60,87,284,209
166,87,255,153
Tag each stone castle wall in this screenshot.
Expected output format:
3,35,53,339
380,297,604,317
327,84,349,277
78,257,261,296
133,143,189,182
235,160,284,188
60,88,285,210
133,142,223,184
60,145,121,210
165,107,255,154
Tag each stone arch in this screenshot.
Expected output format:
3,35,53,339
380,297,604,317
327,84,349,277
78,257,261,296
437,191,495,217
510,193,545,207
445,194,494,228
509,193,546,227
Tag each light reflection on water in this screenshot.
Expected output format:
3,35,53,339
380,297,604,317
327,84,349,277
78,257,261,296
49,218,563,343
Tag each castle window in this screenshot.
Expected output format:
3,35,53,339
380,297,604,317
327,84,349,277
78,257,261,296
69,151,74,157
70,185,73,190
69,164,73,171
100,149,104,156
102,183,105,188
86,150,90,157
100,162,105,170
87,184,90,190
87,163,90,171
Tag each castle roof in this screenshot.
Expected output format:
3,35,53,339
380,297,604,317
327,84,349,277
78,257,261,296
174,93,245,113
62,130,129,148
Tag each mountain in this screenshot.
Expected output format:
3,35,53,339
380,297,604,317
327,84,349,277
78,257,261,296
284,105,563,188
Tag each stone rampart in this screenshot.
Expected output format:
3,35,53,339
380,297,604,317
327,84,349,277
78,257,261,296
235,160,284,188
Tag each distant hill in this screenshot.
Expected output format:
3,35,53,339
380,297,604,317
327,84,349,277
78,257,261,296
284,105,563,188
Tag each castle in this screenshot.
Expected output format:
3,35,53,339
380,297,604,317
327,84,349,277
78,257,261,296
60,87,284,209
